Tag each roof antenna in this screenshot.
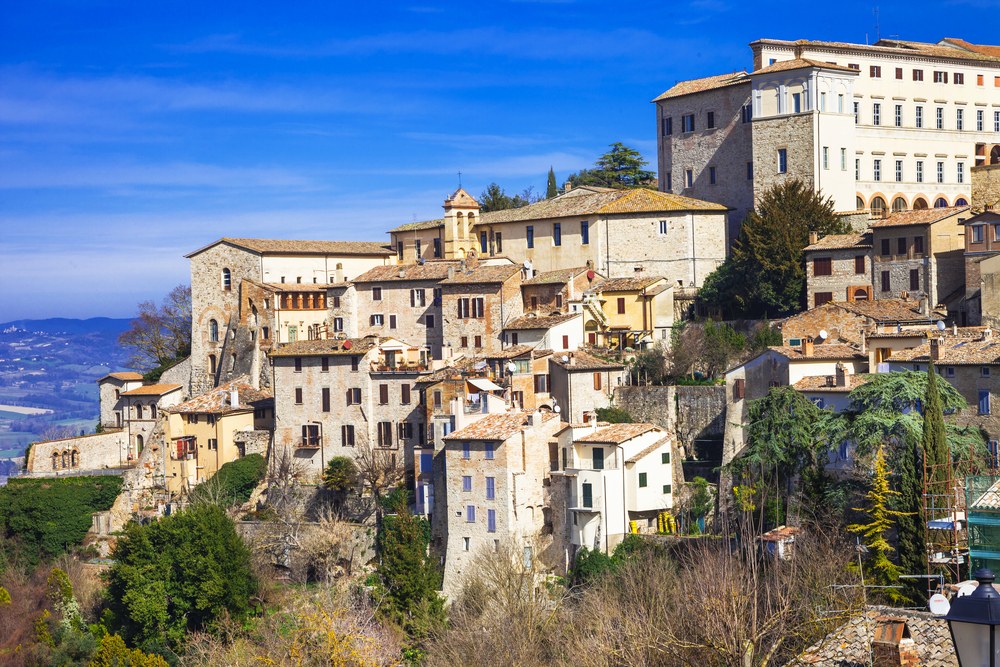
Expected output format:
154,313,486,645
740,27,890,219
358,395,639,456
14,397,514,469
873,5,880,43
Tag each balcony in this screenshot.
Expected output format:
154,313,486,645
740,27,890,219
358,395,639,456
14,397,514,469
370,362,429,373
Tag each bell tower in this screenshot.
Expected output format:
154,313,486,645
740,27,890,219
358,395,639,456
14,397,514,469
442,188,480,259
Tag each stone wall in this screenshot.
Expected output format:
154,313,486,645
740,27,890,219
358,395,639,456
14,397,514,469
356,279,444,358
27,429,131,473
973,164,1000,211
158,357,191,395
612,384,726,461
236,519,375,580
236,429,271,457
806,248,872,308
752,113,816,204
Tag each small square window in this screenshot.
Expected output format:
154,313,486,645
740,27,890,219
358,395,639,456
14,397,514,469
638,472,647,488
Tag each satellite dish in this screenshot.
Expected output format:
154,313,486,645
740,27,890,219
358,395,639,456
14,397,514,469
937,320,947,331
507,362,517,373
554,405,561,414
817,329,828,342
523,260,533,270
562,355,570,363
958,582,978,598
928,593,951,616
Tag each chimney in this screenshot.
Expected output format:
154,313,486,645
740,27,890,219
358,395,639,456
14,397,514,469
859,329,868,354
918,296,929,316
871,617,919,667
448,266,455,279
564,181,573,192
808,231,819,245
398,268,406,278
802,336,815,357
335,266,344,283
930,337,941,361
953,323,958,336
230,388,239,408
835,362,848,387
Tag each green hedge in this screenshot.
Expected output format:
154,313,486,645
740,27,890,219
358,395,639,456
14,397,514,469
189,453,266,507
0,476,122,564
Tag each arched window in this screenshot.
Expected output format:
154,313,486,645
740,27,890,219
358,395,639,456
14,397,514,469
135,434,144,454
853,288,869,301
221,268,232,291
209,354,217,374
891,197,907,212
52,451,60,470
856,196,865,210
935,197,948,208
150,404,157,419
209,319,219,342
992,145,1000,165
62,451,70,468
231,353,237,371
956,198,969,206
135,404,143,419
913,197,928,210
71,450,79,467
870,196,887,218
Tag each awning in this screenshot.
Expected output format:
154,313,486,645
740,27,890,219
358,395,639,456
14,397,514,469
468,377,503,392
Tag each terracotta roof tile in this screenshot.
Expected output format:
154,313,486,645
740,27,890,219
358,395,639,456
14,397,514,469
262,282,337,291
443,411,539,442
869,206,969,228
626,435,671,463
793,374,870,393
477,189,726,226
167,377,272,415
522,266,594,286
269,337,379,358
771,344,867,361
439,263,522,285
388,219,444,233
834,299,942,322
591,276,666,292
99,372,144,382
652,71,750,101
504,313,580,330
939,37,1000,58
352,262,459,283
804,232,872,251
889,337,1000,365
754,36,1000,64
188,238,394,257
483,344,538,360
576,422,659,444
120,383,183,397
751,58,860,75
789,606,956,666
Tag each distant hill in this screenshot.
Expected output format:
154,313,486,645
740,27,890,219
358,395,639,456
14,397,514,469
0,317,133,336
0,317,136,458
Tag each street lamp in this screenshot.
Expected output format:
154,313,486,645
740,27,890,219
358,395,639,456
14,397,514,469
947,568,1000,666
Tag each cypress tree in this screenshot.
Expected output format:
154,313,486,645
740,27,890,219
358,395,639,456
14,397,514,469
923,361,950,490
546,166,558,198
895,433,925,599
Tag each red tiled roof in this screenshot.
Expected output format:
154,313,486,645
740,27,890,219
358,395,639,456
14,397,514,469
575,423,659,444
869,206,969,228
99,372,143,382
443,411,555,442
167,377,272,415
652,71,750,102
550,351,624,371
439,263,522,285
120,384,183,397
504,313,580,330
804,232,872,251
269,337,379,358
186,238,394,258
751,58,859,75
352,262,459,283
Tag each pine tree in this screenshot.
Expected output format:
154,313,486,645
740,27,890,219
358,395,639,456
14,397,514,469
546,166,558,198
849,446,911,604
923,361,950,491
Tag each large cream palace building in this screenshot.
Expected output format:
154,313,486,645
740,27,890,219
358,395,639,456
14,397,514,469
655,37,1000,236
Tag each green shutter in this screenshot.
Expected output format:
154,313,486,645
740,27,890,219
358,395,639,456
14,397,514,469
661,452,670,464
639,473,647,488
663,484,672,494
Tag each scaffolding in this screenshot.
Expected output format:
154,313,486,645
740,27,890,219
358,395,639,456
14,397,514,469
965,475,1000,574
922,444,996,588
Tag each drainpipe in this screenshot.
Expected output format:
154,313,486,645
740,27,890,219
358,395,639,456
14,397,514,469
617,444,628,543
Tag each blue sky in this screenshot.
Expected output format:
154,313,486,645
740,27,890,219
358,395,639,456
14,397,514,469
2,0,999,320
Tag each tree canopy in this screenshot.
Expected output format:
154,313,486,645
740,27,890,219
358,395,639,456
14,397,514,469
699,180,850,317
478,183,538,212
104,503,257,649
546,167,558,198
566,142,655,190
118,284,192,376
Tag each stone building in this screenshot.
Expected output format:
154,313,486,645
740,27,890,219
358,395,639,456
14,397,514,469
163,377,273,495
98,372,143,428
439,261,524,356
869,206,968,315
961,209,1000,325
352,261,459,359
656,37,1000,233
780,298,945,350
269,336,429,480
440,410,563,595
552,421,673,553
502,313,582,352
972,163,1000,210
581,276,675,349
521,266,601,315
118,383,184,459
388,187,729,286
803,232,873,307
549,351,626,424
185,237,394,394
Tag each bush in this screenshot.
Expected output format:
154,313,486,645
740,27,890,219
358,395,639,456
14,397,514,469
89,633,168,667
105,503,258,649
188,453,266,507
0,477,122,565
594,407,633,424
323,456,359,494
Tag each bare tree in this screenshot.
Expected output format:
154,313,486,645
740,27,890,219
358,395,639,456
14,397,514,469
118,284,192,372
353,435,404,526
